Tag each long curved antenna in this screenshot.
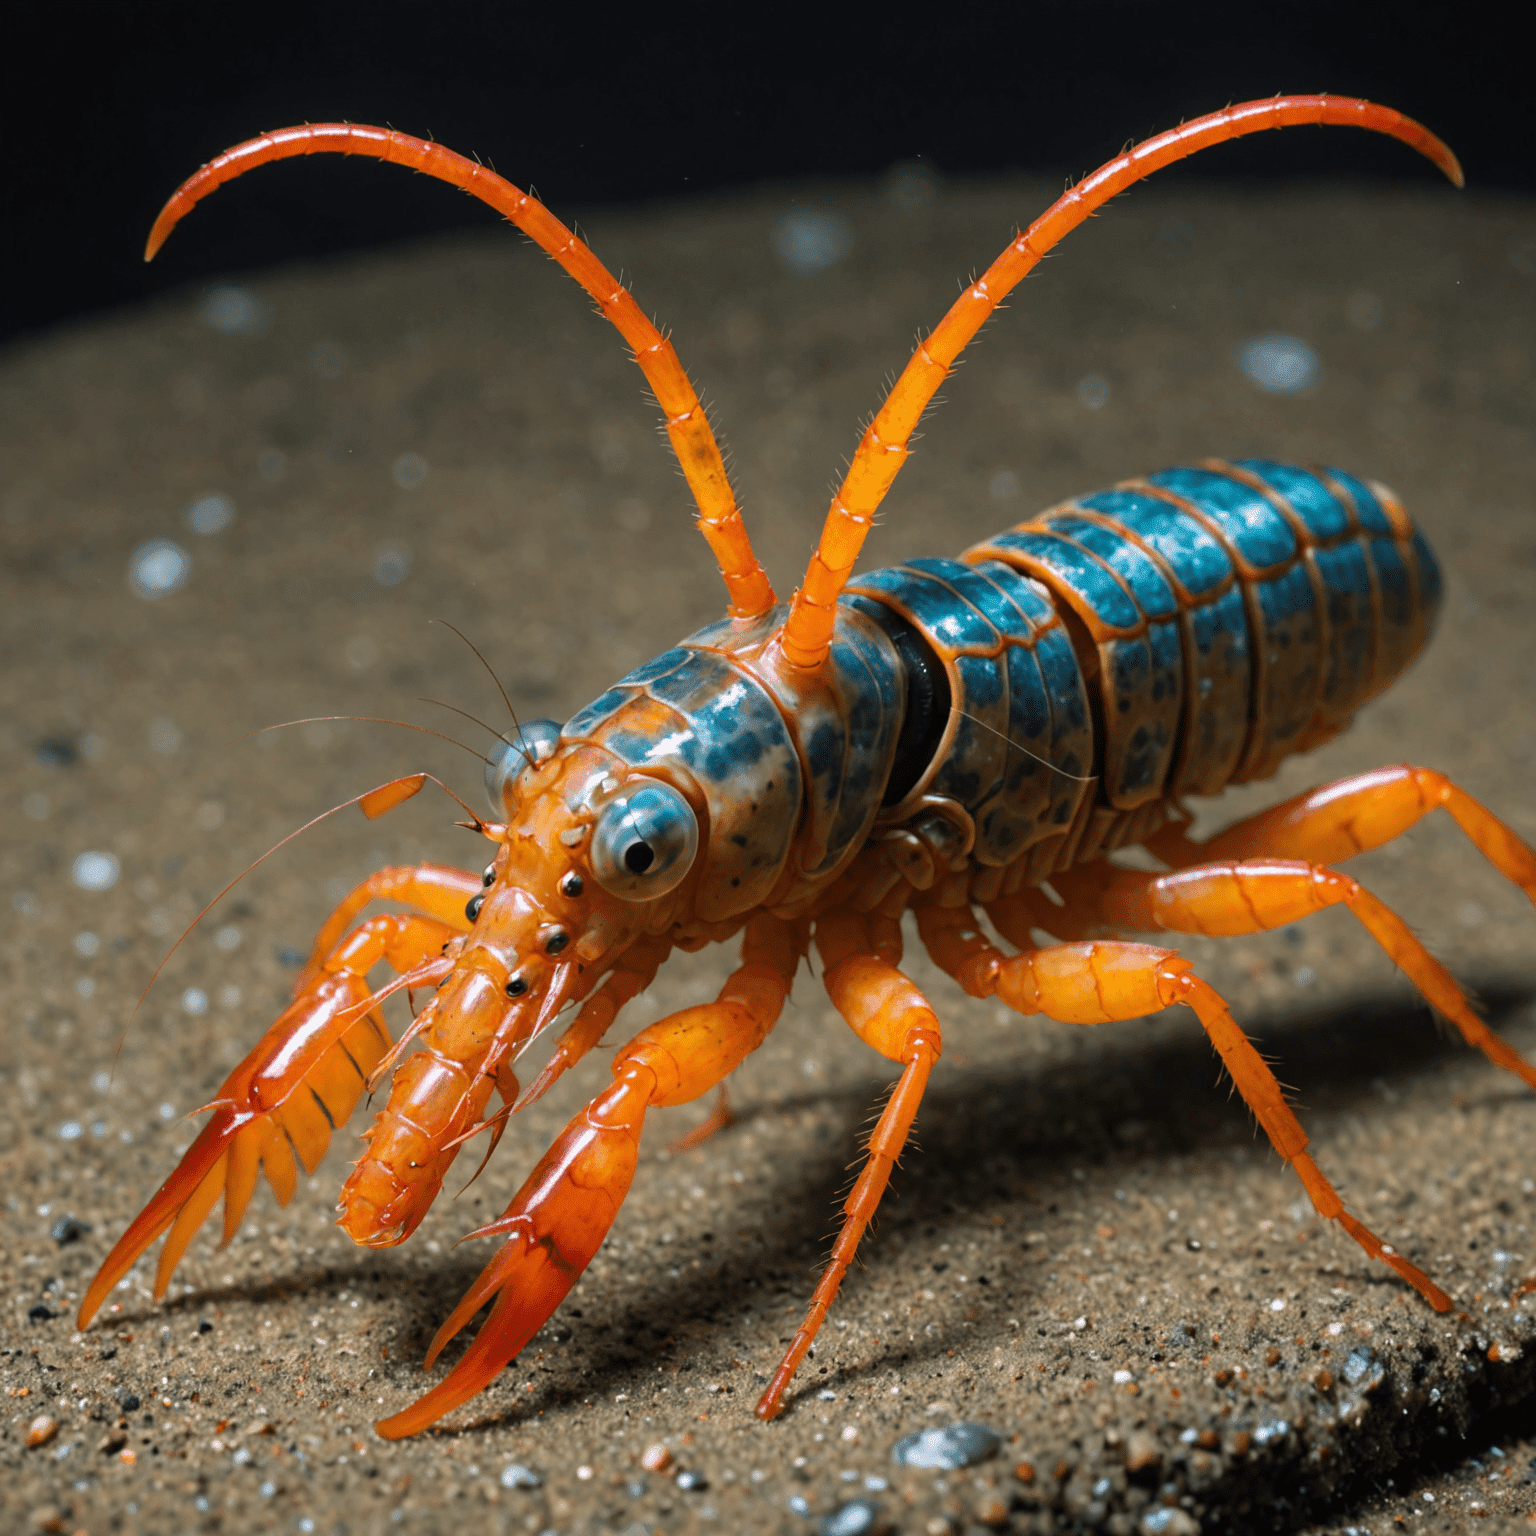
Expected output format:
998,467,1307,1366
776,95,1463,672
146,124,775,619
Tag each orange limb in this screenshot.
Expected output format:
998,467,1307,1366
78,912,457,1328
1094,858,1536,1093
513,933,672,1111
146,126,772,619
914,909,1452,1313
375,913,800,1438
296,862,480,992
1148,765,1536,908
776,97,1461,671
756,908,943,1420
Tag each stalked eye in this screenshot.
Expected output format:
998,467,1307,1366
560,872,584,898
482,862,496,887
505,975,528,997
483,719,564,814
589,778,698,899
545,931,569,955
465,892,485,923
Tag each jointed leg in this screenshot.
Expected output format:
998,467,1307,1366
375,913,800,1439
514,933,672,1111
1145,766,1536,906
297,862,482,990
79,911,459,1327
756,907,943,1420
916,903,1453,1310
1092,858,1536,1093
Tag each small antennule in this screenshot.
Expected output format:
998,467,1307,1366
484,720,564,814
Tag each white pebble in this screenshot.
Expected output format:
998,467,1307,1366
128,539,191,600
203,285,270,336
148,717,183,755
71,851,121,891
1077,373,1110,410
772,211,853,274
183,493,235,536
1237,333,1321,395
75,931,100,957
183,988,209,1016
392,453,429,490
159,1103,176,1120
59,1121,84,1141
373,545,413,587
215,924,242,952
1270,1297,1287,1312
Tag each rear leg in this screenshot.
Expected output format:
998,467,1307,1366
1146,765,1536,905
1090,858,1536,1093
917,903,1453,1310
375,912,800,1438
78,910,458,1326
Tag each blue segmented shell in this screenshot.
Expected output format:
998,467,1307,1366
557,458,1440,919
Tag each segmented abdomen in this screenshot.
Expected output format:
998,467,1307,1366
968,458,1442,803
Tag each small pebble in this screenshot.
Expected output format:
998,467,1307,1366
974,1493,1009,1527
118,1393,141,1412
1236,332,1321,394
676,1469,708,1491
1123,1431,1160,1472
891,1421,1001,1469
25,1416,59,1448
27,1304,56,1323
50,1216,90,1245
818,1499,880,1536
641,1443,672,1471
499,1463,541,1489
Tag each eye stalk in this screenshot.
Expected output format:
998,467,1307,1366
483,720,564,813
589,778,699,899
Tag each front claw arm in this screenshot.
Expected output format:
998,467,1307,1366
78,912,455,1328
375,910,800,1438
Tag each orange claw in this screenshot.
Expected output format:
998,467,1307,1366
78,913,454,1329
374,1065,653,1439
377,911,797,1437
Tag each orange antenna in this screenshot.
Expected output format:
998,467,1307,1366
147,124,775,619
776,95,1463,672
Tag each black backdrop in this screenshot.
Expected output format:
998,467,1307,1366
2,1,1518,346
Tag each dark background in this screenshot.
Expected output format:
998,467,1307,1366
2,1,1518,347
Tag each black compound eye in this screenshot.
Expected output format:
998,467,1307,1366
505,975,528,998
560,872,584,898
545,931,569,955
589,779,698,899
482,863,496,887
464,893,485,923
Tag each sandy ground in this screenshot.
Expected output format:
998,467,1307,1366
4,166,1536,1536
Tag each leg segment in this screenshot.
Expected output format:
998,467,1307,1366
1096,859,1536,1092
914,908,1453,1312
375,913,800,1439
296,863,481,990
513,933,672,1111
78,912,457,1328
756,908,943,1420
1146,766,1536,905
